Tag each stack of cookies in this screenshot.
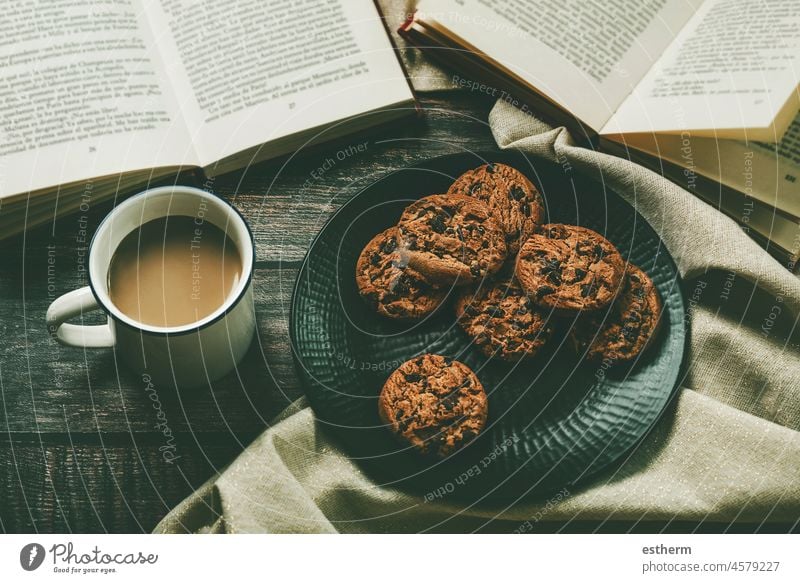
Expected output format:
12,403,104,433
355,162,662,458
356,163,543,318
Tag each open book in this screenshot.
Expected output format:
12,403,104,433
0,0,414,238
401,0,800,263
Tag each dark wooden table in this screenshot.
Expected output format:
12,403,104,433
0,92,504,533
2,92,794,534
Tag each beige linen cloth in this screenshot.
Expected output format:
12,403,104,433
154,99,800,533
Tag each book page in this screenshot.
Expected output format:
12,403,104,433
754,113,800,170
143,0,414,168
415,0,701,131
604,0,800,139
0,0,196,198
610,111,800,217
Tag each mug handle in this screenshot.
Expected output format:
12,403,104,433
46,286,115,348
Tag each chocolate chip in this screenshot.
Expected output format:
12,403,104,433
537,286,555,297
429,213,447,233
394,410,404,421
621,326,639,342
464,304,479,317
629,274,640,283
511,320,526,330
370,253,381,266
625,312,641,323
404,372,422,382
510,185,525,200
580,283,593,297
481,240,489,249
393,275,411,296
540,258,562,285
470,263,482,277
485,306,505,317
593,244,604,257
574,268,586,280
523,204,530,217
485,163,495,174
441,394,458,411
380,237,397,254
477,225,485,235
456,226,464,241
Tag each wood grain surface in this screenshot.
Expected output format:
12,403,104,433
0,93,502,533
1,93,794,534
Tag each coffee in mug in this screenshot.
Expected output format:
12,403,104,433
108,216,242,327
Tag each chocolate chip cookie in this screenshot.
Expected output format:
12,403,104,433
570,264,662,361
356,227,446,319
516,224,624,311
378,354,488,457
397,194,506,285
448,162,545,255
455,275,555,361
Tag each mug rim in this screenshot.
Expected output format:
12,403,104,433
87,185,255,336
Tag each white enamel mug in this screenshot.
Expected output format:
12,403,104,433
46,186,256,387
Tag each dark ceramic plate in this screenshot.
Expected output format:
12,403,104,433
289,151,686,502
